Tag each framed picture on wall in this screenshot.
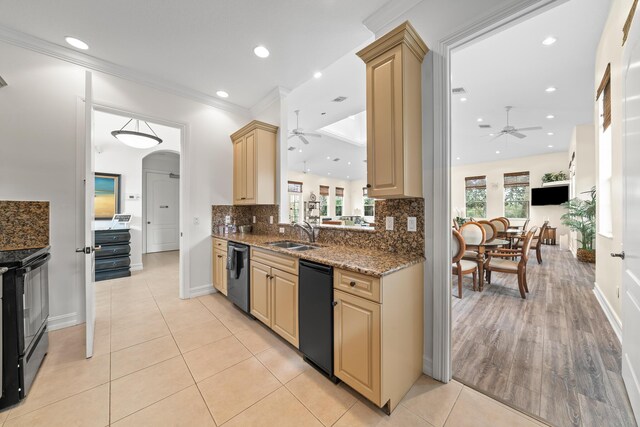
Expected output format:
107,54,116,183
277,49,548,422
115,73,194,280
94,172,121,219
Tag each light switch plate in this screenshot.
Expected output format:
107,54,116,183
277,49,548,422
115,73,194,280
252,216,256,224
408,217,417,232
269,216,274,224
386,216,394,231
193,217,200,226
279,227,285,234
224,215,231,224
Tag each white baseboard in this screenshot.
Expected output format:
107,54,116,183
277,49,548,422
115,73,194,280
423,355,433,376
48,312,80,331
593,282,622,342
190,283,215,298
130,263,144,272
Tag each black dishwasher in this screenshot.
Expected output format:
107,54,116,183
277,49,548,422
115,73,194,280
299,260,337,382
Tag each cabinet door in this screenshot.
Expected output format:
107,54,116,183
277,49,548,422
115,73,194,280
271,269,299,348
250,261,272,326
334,290,381,405
366,45,403,198
213,248,227,296
233,137,246,204
244,131,256,204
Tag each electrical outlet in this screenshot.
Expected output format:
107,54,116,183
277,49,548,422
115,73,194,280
385,216,394,231
224,215,231,224
269,216,274,224
279,227,285,234
193,217,200,226
252,216,256,224
408,217,417,232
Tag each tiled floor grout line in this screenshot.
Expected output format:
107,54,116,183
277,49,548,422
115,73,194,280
439,383,465,427
217,385,285,426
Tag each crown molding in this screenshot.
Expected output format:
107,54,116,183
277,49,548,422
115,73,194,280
363,0,424,36
249,86,291,118
0,25,251,117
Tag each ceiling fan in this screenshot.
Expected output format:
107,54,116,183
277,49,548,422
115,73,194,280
488,106,542,141
289,110,322,144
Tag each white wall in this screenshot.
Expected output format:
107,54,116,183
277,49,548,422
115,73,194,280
451,152,570,235
568,123,596,255
0,42,247,329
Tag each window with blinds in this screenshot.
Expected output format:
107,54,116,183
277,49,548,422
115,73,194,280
335,187,344,216
319,185,329,216
287,181,303,193
465,176,487,218
623,0,638,46
597,64,611,131
504,172,530,219
319,185,329,196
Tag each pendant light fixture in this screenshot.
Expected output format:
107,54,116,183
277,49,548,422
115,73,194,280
111,119,163,149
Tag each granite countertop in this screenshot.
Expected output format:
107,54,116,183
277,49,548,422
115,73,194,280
212,233,424,277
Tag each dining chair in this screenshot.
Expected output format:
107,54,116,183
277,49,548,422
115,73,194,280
452,219,460,230
484,227,538,299
490,218,507,238
522,219,530,232
498,217,510,229
452,229,478,298
477,220,497,243
460,221,486,261
516,221,548,264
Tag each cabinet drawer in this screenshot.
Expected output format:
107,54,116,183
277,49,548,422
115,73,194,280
251,248,298,276
95,244,130,258
334,268,381,303
213,237,228,251
95,231,130,245
95,256,130,272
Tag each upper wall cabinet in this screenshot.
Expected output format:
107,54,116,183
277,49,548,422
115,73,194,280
357,21,428,199
230,120,278,205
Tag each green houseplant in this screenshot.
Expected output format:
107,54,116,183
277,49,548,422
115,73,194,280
560,187,596,263
542,171,568,185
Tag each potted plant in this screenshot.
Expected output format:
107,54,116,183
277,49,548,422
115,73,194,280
560,187,596,263
542,171,568,185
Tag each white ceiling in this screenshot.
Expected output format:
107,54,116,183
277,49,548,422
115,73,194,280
451,0,611,165
0,0,388,109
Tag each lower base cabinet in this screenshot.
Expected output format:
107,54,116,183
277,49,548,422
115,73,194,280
333,262,424,413
212,238,228,295
250,249,299,348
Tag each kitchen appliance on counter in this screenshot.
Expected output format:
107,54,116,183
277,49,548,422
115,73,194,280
226,242,250,313
0,246,51,409
299,260,337,382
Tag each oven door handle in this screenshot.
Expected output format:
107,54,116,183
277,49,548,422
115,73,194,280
17,253,51,275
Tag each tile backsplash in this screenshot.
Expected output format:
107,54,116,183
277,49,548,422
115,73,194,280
212,198,424,256
0,200,50,250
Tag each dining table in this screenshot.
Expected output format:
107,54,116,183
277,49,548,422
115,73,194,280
464,238,510,291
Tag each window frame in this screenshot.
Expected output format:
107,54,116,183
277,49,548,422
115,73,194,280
503,171,530,220
464,175,487,218
335,187,344,217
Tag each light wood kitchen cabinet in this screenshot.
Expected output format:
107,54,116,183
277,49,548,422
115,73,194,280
249,248,299,347
333,262,424,413
212,238,228,295
357,21,428,199
230,120,277,205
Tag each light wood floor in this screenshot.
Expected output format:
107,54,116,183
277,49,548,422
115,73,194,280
452,244,637,427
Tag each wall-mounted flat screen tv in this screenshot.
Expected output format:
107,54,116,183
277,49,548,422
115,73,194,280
531,185,569,206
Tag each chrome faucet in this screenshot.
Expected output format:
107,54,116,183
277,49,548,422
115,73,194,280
294,221,317,243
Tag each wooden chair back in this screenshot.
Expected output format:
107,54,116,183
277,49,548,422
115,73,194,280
498,217,510,229
452,219,460,230
460,221,486,246
477,220,497,243
520,227,538,265
534,221,549,250
452,229,465,263
522,219,530,232
490,218,506,233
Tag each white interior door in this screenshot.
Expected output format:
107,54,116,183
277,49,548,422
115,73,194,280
621,20,640,424
146,172,180,253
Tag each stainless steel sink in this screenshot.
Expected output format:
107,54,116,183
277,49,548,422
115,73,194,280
268,241,318,251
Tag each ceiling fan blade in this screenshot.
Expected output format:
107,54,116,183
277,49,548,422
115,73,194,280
515,126,542,132
303,133,322,138
288,134,297,139
510,132,527,139
488,133,504,142
298,135,310,145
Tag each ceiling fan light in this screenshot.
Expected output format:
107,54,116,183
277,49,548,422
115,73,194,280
254,45,270,58
313,71,322,79
542,36,557,46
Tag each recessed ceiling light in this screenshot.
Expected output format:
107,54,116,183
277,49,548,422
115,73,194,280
298,148,302,153
546,114,555,119
547,132,554,136
477,118,483,122
216,90,229,98
456,157,461,160
460,97,467,102
253,45,270,58
496,150,501,154
548,145,554,148
326,156,331,160
489,133,495,136
65,36,89,50
307,168,311,172
347,161,351,165
313,71,322,79
328,172,331,175
542,36,557,46
347,175,350,179
545,86,557,93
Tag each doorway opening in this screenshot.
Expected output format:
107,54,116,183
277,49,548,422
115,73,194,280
447,0,635,425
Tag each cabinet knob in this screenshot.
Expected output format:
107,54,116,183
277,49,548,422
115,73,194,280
366,184,372,188
349,281,356,287
332,301,338,307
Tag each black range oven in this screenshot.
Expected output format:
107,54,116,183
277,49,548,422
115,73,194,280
0,246,50,409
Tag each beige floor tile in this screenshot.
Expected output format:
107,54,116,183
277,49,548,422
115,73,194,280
110,297,159,319
110,356,194,422
162,303,217,332
154,295,204,314
111,385,215,427
171,318,232,353
197,357,282,425
286,367,358,426
400,375,463,427
255,344,310,383
235,323,286,354
111,335,180,379
183,335,252,382
111,284,153,303
4,384,109,427
224,387,322,427
444,387,544,427
334,400,433,427
8,354,110,419
198,293,236,316
216,307,256,334
0,408,9,424
110,309,164,333
110,315,170,352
